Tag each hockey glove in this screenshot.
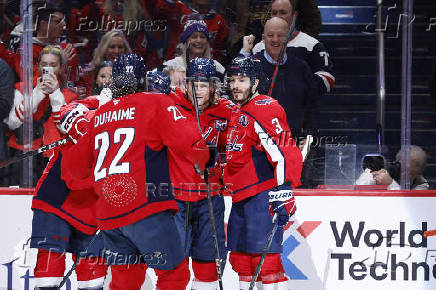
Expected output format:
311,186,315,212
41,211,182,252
205,140,219,169
60,104,90,144
268,183,296,227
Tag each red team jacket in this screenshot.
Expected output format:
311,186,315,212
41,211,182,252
32,96,100,235
62,92,210,230
224,94,303,203
169,88,232,201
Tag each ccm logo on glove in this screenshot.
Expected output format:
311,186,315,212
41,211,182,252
62,109,83,132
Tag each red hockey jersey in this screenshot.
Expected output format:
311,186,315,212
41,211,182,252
32,96,100,235
61,92,210,230
224,94,303,203
169,88,232,201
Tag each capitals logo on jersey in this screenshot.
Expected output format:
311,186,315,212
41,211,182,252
255,98,274,105
226,134,243,152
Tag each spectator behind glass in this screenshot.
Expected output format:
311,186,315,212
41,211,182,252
163,19,225,89
144,0,229,63
78,0,153,66
241,0,334,95
84,30,131,94
3,46,78,185
372,146,430,190
222,0,321,63
90,61,113,96
252,17,319,141
9,5,83,93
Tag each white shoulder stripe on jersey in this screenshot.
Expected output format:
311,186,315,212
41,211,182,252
254,121,285,185
34,277,63,287
289,31,319,51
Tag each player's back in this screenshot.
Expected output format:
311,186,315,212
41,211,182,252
78,91,209,229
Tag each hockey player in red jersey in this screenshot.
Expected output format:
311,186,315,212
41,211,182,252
224,57,303,289
154,58,232,289
29,88,111,289
61,54,211,290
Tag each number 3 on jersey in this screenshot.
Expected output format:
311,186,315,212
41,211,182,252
94,127,135,182
272,118,284,134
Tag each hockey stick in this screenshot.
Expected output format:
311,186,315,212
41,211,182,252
267,4,298,97
186,44,203,135
0,137,71,169
186,51,224,290
424,230,436,238
58,229,101,289
203,168,224,290
249,213,279,290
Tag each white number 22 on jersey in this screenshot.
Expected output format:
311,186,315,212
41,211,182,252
272,118,284,134
94,128,135,182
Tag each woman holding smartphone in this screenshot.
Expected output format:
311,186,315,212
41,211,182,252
3,45,78,185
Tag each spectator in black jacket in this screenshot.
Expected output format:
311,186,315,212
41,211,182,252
241,0,334,95
251,17,320,141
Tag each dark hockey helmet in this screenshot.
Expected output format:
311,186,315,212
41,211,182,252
146,69,171,94
112,53,147,86
111,53,147,97
186,57,217,82
226,56,260,83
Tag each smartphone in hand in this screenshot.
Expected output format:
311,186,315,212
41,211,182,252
42,66,54,81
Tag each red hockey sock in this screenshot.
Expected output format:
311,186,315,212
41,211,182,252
109,264,147,290
34,249,65,278
33,249,65,288
253,254,287,284
192,259,218,282
73,255,108,289
154,258,190,290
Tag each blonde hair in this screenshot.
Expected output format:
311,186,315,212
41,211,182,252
38,45,66,87
103,0,143,23
181,41,212,69
92,30,132,69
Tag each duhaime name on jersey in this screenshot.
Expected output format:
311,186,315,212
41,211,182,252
94,107,135,127
329,221,436,281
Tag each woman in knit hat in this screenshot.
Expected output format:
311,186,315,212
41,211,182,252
163,19,225,89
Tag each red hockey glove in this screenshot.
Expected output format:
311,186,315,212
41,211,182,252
60,104,90,144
